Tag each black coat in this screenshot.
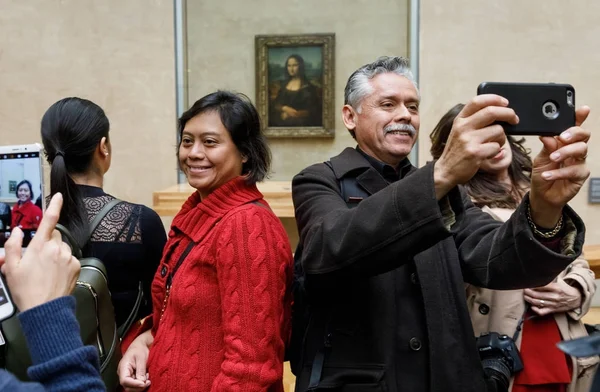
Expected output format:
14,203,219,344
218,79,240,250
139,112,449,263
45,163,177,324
291,148,585,392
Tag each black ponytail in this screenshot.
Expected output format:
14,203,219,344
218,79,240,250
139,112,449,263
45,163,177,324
41,97,109,248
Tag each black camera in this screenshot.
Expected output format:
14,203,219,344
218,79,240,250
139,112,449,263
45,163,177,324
476,332,524,392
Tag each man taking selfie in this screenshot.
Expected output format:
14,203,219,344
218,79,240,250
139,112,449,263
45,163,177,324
291,56,590,392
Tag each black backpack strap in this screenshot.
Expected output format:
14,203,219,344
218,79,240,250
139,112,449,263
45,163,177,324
324,161,346,203
324,161,368,208
85,198,146,339
59,198,122,259
58,198,143,338
305,162,372,387
55,223,83,259
87,199,122,241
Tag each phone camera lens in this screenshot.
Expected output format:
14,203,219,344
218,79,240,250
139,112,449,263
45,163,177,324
566,90,574,107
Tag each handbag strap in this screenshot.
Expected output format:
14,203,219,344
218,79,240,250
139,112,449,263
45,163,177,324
166,241,197,289
117,281,143,338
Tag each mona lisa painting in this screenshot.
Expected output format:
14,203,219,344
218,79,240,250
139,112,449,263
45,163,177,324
255,34,335,138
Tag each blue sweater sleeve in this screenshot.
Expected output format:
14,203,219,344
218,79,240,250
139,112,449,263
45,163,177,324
0,369,45,391
17,296,106,391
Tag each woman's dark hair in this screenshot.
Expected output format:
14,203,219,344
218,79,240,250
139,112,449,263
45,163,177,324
41,97,110,248
285,54,307,83
429,104,464,161
178,91,271,184
15,180,34,202
429,103,532,209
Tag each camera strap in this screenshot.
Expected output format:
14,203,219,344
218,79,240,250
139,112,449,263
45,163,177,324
512,303,539,342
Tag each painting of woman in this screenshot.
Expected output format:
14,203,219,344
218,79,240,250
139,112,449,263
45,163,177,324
269,54,322,127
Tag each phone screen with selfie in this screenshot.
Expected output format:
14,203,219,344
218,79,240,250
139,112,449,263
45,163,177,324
0,144,44,320
0,144,45,250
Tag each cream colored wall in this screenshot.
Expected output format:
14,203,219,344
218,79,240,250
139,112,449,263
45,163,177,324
0,0,176,207
185,0,409,180
418,0,600,244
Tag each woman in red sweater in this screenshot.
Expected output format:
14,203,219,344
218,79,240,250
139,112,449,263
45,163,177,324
118,91,293,391
11,180,42,230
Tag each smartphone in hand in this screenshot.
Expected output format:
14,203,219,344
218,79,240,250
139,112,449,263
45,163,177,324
477,82,576,136
0,143,44,322
0,144,44,250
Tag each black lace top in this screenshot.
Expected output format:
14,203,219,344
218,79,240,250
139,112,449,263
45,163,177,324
79,185,167,326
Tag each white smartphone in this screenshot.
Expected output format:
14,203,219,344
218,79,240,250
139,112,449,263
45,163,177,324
0,143,44,320
0,143,45,245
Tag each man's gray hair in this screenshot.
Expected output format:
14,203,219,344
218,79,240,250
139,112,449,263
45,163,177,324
344,56,419,113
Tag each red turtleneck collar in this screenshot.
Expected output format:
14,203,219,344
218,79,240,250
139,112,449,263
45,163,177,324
170,176,263,243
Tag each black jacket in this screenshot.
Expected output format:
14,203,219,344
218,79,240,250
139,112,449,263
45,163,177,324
291,147,584,392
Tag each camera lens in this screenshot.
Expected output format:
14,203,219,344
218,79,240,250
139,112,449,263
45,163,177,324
567,91,573,97
481,358,511,392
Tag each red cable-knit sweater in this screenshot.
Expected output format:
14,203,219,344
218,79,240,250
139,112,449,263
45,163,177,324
11,200,42,229
147,177,293,391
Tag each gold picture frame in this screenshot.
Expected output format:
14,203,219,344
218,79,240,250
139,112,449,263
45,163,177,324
255,33,335,138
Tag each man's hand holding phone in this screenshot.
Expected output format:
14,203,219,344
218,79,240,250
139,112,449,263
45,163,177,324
433,94,518,199
529,106,591,228
0,193,80,312
472,83,591,228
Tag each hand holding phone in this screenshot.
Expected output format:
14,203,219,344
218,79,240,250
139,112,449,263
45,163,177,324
528,106,591,228
0,193,80,319
433,94,518,197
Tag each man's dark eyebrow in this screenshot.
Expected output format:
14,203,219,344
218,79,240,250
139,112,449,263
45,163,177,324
379,94,398,101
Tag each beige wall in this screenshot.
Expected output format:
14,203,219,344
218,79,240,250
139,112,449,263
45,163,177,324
419,0,600,244
185,0,410,180
0,0,176,207
7,0,599,246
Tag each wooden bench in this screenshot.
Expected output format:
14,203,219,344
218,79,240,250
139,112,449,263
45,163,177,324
584,245,600,278
581,245,600,326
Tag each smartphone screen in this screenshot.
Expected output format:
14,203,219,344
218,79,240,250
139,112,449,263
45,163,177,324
0,145,44,249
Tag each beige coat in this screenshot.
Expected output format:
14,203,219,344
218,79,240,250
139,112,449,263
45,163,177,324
466,206,598,392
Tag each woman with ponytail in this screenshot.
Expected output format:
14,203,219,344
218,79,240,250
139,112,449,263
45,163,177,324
40,97,167,328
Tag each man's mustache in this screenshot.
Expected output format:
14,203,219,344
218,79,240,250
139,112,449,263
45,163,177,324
384,124,417,137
